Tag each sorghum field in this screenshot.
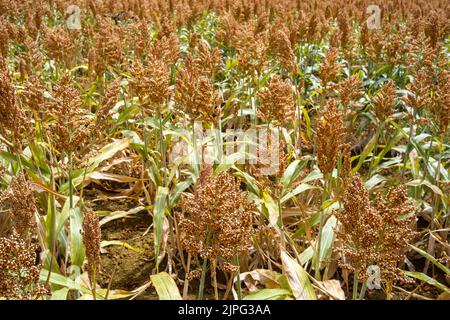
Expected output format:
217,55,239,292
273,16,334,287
0,0,449,301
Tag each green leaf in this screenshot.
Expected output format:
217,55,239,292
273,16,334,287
55,196,80,240
69,207,85,268
313,215,337,270
354,132,378,172
407,179,444,197
409,245,450,276
372,132,403,168
365,174,386,190
298,246,314,265
215,152,246,172
373,157,402,173
234,169,261,197
50,288,69,300
281,183,317,204
280,160,303,191
302,107,312,139
243,288,292,300
59,138,131,193
28,141,51,175
45,190,56,250
89,138,131,167
150,272,182,300
40,269,90,294
262,191,280,228
404,271,450,294
0,151,39,176
169,178,192,207
301,169,323,183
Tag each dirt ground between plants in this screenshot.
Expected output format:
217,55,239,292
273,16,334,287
84,189,156,298
84,188,443,300
98,213,153,290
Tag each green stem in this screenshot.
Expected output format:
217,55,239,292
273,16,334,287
92,267,97,300
159,115,166,185
424,133,444,273
314,174,330,280
401,109,417,178
277,127,284,245
183,253,191,300
68,151,73,209
45,135,58,284
235,255,242,300
352,269,359,300
358,279,367,300
192,123,200,173
367,122,383,178
296,100,303,156
141,110,149,166
217,117,223,164
198,258,208,300
433,133,443,207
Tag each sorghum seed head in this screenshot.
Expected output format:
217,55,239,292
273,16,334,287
82,209,101,284
317,99,345,176
178,166,255,272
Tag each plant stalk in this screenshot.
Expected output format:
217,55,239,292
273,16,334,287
197,257,208,300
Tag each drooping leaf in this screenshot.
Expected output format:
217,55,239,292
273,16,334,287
50,288,70,300
312,215,337,270
40,269,90,295
281,183,317,204
69,207,85,268
281,250,317,300
409,245,450,276
280,160,303,191
404,271,450,294
354,132,378,172
153,187,169,270
99,206,145,226
320,280,346,300
150,272,182,300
